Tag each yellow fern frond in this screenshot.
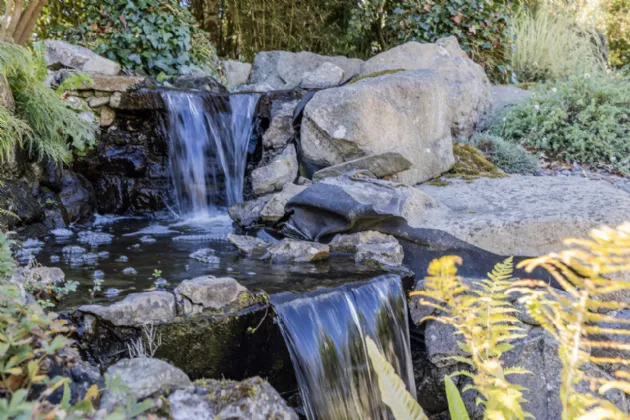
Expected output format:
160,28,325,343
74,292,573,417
366,336,429,420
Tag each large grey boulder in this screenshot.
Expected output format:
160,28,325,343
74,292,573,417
301,70,454,185
227,234,270,258
251,144,298,196
168,377,298,420
0,74,14,111
78,291,176,327
300,62,345,89
313,152,414,181
100,358,191,410
284,172,446,241
222,59,252,87
228,194,273,227
418,176,630,256
174,276,252,316
44,40,121,76
360,37,491,138
268,238,330,263
249,50,363,90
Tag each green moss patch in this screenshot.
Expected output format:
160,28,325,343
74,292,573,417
348,69,407,84
428,143,505,185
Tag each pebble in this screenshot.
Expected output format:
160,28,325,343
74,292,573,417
189,248,220,264
154,278,167,286
93,270,105,279
78,231,114,246
139,235,157,244
51,228,74,237
50,255,60,263
116,255,129,263
98,251,110,259
62,245,87,255
122,267,137,275
104,288,120,297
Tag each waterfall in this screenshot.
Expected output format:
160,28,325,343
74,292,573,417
272,275,416,420
161,91,260,218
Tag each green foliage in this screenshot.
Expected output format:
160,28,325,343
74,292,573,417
40,0,220,77
492,73,630,173
383,0,513,81
0,42,96,163
411,257,531,420
0,232,15,280
445,375,469,420
0,106,31,163
601,0,629,68
365,336,429,420
465,133,539,174
56,72,94,95
509,7,606,83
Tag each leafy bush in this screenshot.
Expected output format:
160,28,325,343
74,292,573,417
0,232,15,280
383,0,513,82
465,133,539,174
492,73,630,173
39,0,220,77
0,42,96,163
509,7,606,83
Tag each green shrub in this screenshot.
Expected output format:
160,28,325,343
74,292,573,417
602,0,630,68
39,0,220,77
0,232,15,280
465,133,539,174
509,7,606,83
383,0,513,82
492,73,630,173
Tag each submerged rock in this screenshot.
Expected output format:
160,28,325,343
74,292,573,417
251,144,298,196
78,231,114,246
189,248,220,265
174,276,252,316
100,358,191,411
51,228,74,237
168,376,297,420
268,238,329,263
122,267,137,275
301,70,454,185
227,234,269,258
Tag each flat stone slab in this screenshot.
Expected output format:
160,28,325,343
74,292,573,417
78,291,176,326
417,176,630,256
313,152,414,181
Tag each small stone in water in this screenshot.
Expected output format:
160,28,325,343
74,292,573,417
23,239,44,248
123,267,137,275
247,271,256,276
50,255,60,263
78,231,114,246
154,278,167,286
98,251,110,259
189,248,220,264
51,228,73,237
227,267,234,272
131,244,141,249
93,270,105,279
116,255,129,263
62,246,87,255
139,235,157,244
104,288,120,297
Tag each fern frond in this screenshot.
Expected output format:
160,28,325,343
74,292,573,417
517,222,630,420
365,336,428,420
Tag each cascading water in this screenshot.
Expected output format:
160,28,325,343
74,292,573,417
272,275,416,420
161,91,260,218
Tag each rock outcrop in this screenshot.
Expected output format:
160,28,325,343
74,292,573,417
223,59,252,87
251,145,299,196
249,50,363,90
360,37,491,137
300,70,454,185
44,40,121,75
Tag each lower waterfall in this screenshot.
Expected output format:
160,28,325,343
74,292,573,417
272,275,417,420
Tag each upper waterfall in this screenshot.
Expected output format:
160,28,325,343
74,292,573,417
161,91,260,218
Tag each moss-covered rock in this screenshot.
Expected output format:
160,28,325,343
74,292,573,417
427,143,505,186
348,68,406,84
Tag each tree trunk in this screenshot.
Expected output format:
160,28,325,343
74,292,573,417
13,0,47,45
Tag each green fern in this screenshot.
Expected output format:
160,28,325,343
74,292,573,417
445,375,470,420
366,336,429,420
0,106,31,162
0,41,96,163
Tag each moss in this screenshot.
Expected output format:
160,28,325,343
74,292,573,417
348,69,407,84
516,82,539,91
428,143,505,185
